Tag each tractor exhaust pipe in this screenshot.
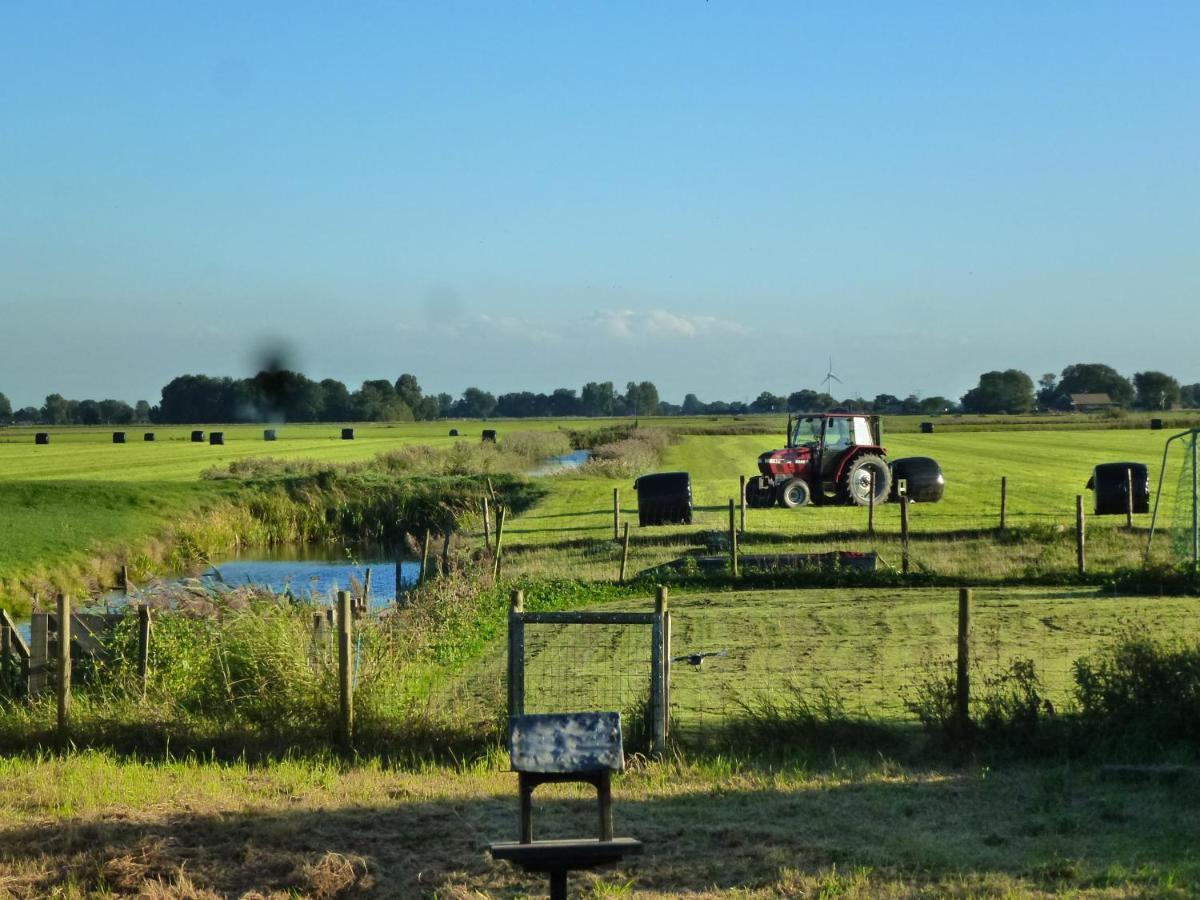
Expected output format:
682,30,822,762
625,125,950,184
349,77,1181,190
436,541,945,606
786,414,793,448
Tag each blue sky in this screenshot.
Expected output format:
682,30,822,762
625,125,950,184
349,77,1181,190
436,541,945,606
2,2,1197,409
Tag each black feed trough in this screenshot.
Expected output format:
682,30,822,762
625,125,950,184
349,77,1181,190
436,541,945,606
634,472,693,526
1087,462,1149,515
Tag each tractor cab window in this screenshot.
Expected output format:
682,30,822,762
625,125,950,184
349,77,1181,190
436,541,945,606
790,416,821,448
823,417,850,449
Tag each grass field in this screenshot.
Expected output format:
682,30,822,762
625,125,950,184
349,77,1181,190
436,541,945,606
0,751,1197,898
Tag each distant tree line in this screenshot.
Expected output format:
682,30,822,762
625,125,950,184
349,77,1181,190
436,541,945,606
2,361,1197,425
960,364,1200,415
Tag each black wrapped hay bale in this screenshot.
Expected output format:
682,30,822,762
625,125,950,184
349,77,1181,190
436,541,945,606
112,432,126,444
481,429,497,443
143,433,155,442
1088,462,1150,515
888,457,945,503
449,428,460,437
35,432,49,445
920,422,935,434
341,428,355,440
264,429,277,441
191,431,205,443
209,432,224,446
634,472,694,526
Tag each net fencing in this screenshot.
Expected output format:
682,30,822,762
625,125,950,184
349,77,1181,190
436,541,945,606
1168,430,1200,570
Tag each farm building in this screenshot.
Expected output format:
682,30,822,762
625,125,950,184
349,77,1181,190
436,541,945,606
1067,393,1116,412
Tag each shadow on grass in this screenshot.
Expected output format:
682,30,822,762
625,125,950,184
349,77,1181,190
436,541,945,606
1,760,1198,897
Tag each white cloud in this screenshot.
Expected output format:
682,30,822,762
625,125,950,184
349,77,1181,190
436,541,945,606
476,314,559,343
587,309,750,340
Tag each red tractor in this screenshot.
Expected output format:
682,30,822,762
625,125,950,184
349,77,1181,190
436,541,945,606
745,413,892,508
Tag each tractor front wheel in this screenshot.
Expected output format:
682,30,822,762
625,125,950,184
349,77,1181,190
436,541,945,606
841,454,892,506
778,477,812,509
745,476,776,508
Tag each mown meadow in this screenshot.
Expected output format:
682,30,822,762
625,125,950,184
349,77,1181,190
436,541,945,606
3,414,1200,897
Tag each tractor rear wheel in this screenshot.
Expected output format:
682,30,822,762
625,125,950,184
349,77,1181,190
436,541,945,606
841,454,892,506
745,476,775,509
778,477,812,509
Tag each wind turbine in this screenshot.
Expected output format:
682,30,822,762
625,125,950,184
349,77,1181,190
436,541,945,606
821,357,842,395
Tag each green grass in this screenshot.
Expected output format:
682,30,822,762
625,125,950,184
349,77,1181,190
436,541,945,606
0,750,1197,897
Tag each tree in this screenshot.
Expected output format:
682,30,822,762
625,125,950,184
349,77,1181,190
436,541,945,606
42,393,71,425
751,391,786,413
1181,384,1200,409
918,396,954,415
681,393,704,415
1057,363,1134,408
454,387,497,418
0,392,11,420
624,381,660,416
960,370,1035,414
98,399,135,424
14,406,38,423
1133,371,1181,410
319,379,354,420
394,374,424,414
1036,373,1058,408
134,400,151,423
549,388,581,417
580,381,616,417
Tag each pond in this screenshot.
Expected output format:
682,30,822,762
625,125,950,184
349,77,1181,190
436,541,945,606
529,448,591,476
6,545,420,642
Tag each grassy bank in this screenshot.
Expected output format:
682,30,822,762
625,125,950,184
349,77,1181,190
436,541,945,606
0,750,1196,897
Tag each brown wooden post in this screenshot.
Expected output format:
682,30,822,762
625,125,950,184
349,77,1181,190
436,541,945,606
394,560,403,601
441,531,452,576
868,469,876,536
613,488,620,541
728,499,739,577
1126,468,1134,531
361,568,372,617
419,530,431,585
120,564,130,593
663,603,672,739
900,498,911,574
29,613,48,697
1000,476,1008,531
57,593,71,744
1076,494,1086,575
493,507,507,580
483,495,491,546
507,590,525,719
739,475,746,534
619,522,630,583
137,603,151,698
0,618,11,694
956,588,971,732
651,586,668,754
336,590,353,751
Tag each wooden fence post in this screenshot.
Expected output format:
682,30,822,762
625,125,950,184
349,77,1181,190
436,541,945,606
30,613,48,697
507,590,525,719
494,507,507,580
0,609,31,697
956,588,971,734
120,564,129,594
1126,468,1134,531
1000,476,1007,531
137,604,151,698
337,590,353,752
613,488,620,541
0,617,11,695
1076,494,1086,575
361,568,372,617
728,499,739,577
57,593,71,744
868,470,876,536
419,530,431,586
619,522,630,583
739,475,746,534
441,532,452,576
900,498,911,575
483,496,492,546
651,586,668,754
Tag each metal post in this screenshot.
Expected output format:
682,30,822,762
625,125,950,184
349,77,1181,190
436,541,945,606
337,590,353,751
739,475,746,534
1000,476,1007,531
1126,467,1134,531
1076,494,1086,575
619,522,630,583
728,499,739,577
956,588,971,732
57,593,71,744
507,590,525,719
651,586,668,754
868,469,876,536
900,498,910,575
137,603,151,697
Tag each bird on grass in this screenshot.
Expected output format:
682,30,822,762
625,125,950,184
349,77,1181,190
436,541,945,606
672,649,728,668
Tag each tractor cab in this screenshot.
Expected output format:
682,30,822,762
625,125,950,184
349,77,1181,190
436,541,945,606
747,413,889,508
